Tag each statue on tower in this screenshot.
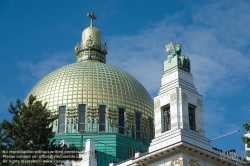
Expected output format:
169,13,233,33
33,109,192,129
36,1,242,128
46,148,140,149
165,42,191,72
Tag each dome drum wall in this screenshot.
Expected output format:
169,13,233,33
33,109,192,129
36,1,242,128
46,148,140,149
27,61,154,144
75,46,106,63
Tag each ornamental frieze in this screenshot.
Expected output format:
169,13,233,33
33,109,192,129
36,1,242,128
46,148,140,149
182,92,187,101
197,99,203,107
155,129,161,134
183,122,189,127
170,158,182,166
198,128,204,133
189,159,199,166
170,92,187,102
170,92,178,101
154,99,160,109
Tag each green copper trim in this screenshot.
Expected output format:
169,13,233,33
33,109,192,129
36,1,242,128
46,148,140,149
165,43,191,73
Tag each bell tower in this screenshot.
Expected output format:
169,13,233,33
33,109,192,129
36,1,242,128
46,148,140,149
149,43,212,152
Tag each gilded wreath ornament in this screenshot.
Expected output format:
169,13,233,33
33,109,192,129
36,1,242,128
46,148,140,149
170,158,182,166
189,159,199,166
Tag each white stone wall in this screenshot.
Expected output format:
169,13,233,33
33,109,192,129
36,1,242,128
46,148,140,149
149,67,211,153
154,68,204,138
72,139,97,166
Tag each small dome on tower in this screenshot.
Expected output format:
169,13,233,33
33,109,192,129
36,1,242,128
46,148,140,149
82,26,102,50
74,11,108,63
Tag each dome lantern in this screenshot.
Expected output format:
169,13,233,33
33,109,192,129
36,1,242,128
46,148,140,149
74,11,108,63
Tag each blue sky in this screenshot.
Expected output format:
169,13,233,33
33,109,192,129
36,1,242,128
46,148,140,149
0,0,250,154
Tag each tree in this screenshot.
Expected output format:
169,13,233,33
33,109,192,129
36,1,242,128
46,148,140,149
0,95,81,166
0,95,58,152
0,95,59,165
242,122,250,166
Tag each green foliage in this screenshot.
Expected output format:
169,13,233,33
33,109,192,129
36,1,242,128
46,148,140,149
0,95,81,166
243,122,250,133
242,120,250,165
1,95,57,151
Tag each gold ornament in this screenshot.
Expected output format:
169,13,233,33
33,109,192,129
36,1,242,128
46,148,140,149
189,160,199,166
170,158,182,166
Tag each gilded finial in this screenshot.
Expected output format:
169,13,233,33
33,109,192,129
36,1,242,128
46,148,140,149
87,11,97,27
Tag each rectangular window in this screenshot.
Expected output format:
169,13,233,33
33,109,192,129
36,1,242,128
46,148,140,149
135,112,141,139
188,104,196,131
99,105,106,132
149,118,153,141
78,104,86,132
118,108,125,134
58,106,66,133
162,105,171,132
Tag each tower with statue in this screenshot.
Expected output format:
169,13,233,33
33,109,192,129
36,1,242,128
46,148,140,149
115,43,244,166
24,11,247,166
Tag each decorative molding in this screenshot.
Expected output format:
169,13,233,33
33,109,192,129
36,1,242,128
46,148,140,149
183,122,189,127
125,111,135,128
86,107,99,124
188,159,199,166
172,122,177,128
107,108,118,127
49,109,58,126
172,122,187,128
198,128,204,133
66,107,78,124
155,129,161,134
183,159,188,166
170,158,182,166
154,99,160,109
197,99,203,107
170,93,178,101
182,92,187,101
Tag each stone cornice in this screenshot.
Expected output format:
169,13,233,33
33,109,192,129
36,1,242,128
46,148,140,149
123,142,243,166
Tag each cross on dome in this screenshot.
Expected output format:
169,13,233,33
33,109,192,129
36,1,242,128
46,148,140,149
87,11,97,27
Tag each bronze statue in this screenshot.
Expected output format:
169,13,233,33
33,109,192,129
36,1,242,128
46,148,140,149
166,43,191,72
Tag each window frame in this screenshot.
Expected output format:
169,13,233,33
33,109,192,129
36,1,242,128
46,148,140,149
98,105,106,132
162,104,171,132
58,106,66,133
78,104,86,132
118,107,125,134
135,111,141,140
188,104,196,131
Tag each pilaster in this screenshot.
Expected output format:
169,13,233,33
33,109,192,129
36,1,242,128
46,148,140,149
72,139,97,166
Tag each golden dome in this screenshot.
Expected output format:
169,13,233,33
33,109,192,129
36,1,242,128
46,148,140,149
27,61,154,119
26,12,154,143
